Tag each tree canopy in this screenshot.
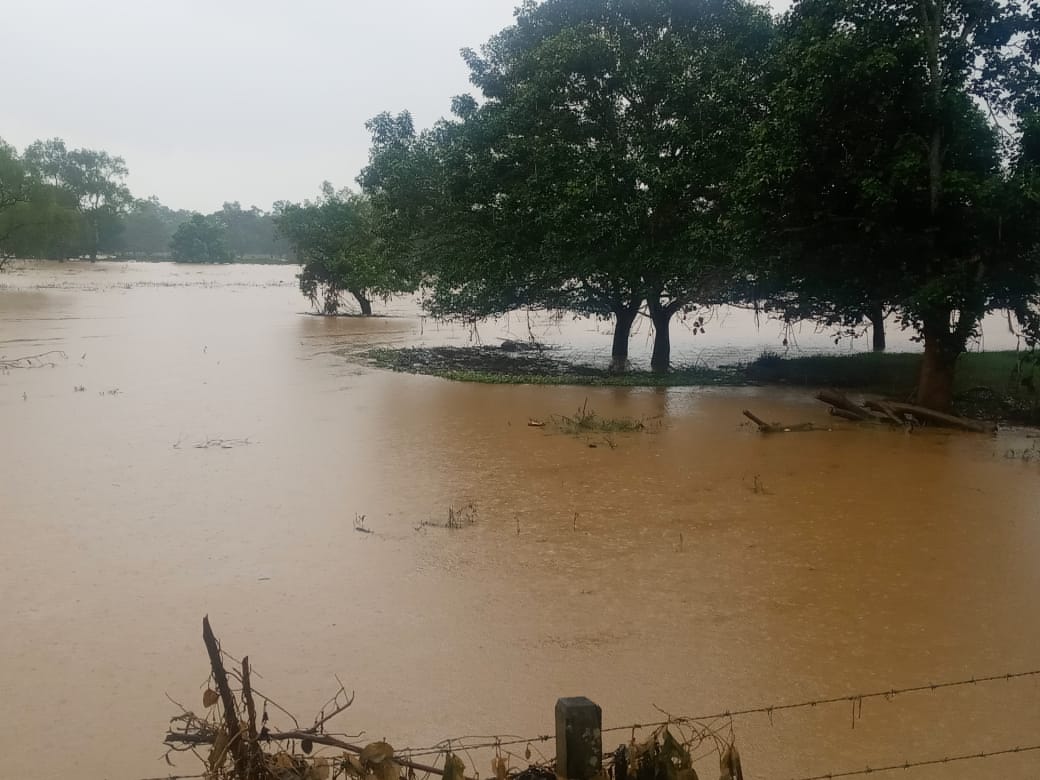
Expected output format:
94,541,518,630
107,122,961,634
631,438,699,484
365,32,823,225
275,184,416,315
170,213,233,263
360,0,773,368
742,0,1040,409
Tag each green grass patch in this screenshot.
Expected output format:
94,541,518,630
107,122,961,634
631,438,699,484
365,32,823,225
365,346,742,387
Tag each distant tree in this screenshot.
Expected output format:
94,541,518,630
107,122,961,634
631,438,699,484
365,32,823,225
22,139,132,259
275,184,414,315
64,149,132,258
170,213,232,263
120,196,190,257
0,140,30,265
217,201,288,259
1,139,84,261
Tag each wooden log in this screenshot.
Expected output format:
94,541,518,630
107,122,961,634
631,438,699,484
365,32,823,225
829,408,869,422
742,410,772,430
882,402,996,433
815,389,875,420
743,409,817,433
863,400,907,427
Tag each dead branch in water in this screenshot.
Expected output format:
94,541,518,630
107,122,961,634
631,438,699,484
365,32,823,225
0,350,67,369
815,390,995,433
742,409,819,433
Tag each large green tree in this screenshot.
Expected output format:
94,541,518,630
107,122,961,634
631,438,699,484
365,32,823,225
744,0,1040,410
1,138,85,261
365,0,772,369
0,140,30,266
22,139,132,259
275,184,415,315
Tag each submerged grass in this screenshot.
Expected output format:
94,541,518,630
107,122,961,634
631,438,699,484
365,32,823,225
365,346,740,387
551,398,655,435
365,345,1040,425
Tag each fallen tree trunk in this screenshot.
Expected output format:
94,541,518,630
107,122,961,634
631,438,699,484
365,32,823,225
743,409,818,433
881,401,997,434
815,390,995,433
815,390,875,420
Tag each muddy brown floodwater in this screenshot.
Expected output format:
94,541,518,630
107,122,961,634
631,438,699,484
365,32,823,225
1,261,1039,780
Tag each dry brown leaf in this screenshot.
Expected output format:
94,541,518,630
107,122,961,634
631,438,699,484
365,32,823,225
310,757,331,780
272,752,296,769
203,689,219,708
376,759,401,780
361,741,395,766
343,754,366,778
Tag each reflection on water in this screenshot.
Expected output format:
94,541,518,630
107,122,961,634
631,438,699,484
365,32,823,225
1,261,1038,780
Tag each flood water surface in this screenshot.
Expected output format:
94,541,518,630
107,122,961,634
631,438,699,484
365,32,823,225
1,261,1039,780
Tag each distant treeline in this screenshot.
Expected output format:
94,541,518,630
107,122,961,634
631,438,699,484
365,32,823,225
0,137,288,263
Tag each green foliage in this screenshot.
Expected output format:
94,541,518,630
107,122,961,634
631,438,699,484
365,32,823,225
0,139,86,261
741,0,1040,405
120,196,191,257
22,138,132,258
216,201,288,259
361,0,774,366
170,213,233,263
276,184,415,315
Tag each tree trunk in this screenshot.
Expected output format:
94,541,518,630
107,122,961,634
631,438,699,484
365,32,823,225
916,332,960,412
868,304,886,352
648,300,676,372
610,303,639,371
351,290,373,316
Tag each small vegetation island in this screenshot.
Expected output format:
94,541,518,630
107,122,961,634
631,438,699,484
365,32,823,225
2,0,1039,423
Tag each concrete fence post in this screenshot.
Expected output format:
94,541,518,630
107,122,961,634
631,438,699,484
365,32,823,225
555,696,602,780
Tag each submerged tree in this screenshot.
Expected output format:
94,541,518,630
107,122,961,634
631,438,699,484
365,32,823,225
744,0,1040,410
276,184,415,315
363,0,772,369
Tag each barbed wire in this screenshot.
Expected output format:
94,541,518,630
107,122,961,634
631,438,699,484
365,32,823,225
784,742,1040,780
602,668,1040,734
398,667,1040,756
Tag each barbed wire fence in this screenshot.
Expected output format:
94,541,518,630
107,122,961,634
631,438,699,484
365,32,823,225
153,619,1040,780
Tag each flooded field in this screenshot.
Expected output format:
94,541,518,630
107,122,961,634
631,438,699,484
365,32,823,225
1,261,1039,780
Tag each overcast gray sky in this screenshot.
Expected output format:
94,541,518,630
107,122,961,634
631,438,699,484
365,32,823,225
3,0,784,213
